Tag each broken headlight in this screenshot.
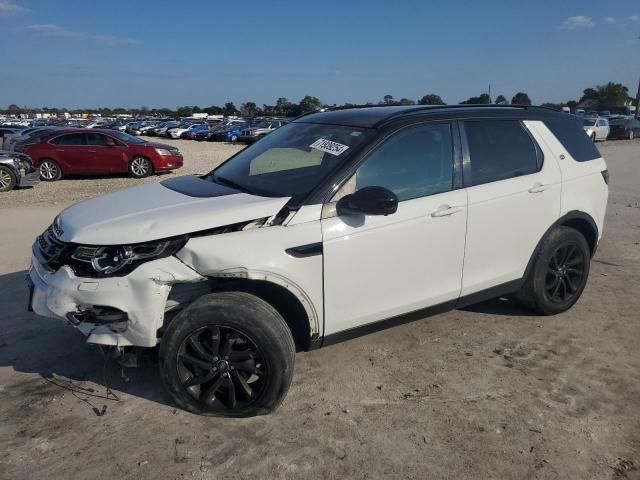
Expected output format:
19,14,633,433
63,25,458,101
70,237,187,277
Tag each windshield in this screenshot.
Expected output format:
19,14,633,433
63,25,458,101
208,122,374,197
583,119,596,127
110,131,147,144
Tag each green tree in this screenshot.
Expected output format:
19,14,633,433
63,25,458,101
176,106,194,117
240,101,261,117
399,98,415,105
494,94,507,104
418,94,445,105
511,92,532,105
596,82,630,107
7,104,22,115
383,94,394,105
223,102,238,116
460,93,491,104
298,95,322,114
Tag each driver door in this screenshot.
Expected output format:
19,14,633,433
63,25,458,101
321,123,468,336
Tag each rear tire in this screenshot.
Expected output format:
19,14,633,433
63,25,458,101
0,165,16,192
515,226,591,315
159,291,296,417
129,156,153,178
38,159,62,181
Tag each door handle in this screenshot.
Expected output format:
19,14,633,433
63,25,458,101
55,149,65,152
528,182,549,194
431,205,461,218
87,150,96,153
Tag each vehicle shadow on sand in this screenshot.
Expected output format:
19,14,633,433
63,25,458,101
460,296,534,317
0,270,173,412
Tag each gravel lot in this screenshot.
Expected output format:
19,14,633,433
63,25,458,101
0,139,638,479
1,138,245,208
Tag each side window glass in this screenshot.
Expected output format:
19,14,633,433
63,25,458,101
544,118,601,162
334,124,453,202
85,133,110,146
51,133,84,146
464,120,539,185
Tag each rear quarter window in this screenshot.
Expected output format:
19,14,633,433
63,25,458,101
544,118,601,162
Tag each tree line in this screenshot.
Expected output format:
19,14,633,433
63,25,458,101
2,82,634,117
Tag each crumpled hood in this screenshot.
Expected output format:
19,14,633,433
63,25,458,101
57,176,290,245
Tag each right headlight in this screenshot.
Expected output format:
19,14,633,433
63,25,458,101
70,237,187,277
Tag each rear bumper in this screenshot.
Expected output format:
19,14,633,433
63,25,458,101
28,252,205,347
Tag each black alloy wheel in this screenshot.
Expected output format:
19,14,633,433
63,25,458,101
176,325,267,411
545,241,586,304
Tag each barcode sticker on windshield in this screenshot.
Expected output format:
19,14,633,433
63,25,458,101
309,138,349,156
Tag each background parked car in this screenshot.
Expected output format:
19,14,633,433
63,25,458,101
607,116,640,140
0,127,20,149
583,117,609,142
180,123,210,139
20,130,183,180
238,118,288,143
153,121,180,137
0,150,39,192
169,122,204,139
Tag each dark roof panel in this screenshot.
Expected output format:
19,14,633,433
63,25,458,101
295,105,571,128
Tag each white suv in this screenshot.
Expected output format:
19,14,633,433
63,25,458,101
28,105,609,417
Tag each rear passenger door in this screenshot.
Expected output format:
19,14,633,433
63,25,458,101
460,119,561,296
49,133,89,174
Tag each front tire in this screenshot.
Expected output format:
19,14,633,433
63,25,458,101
516,226,591,315
129,156,153,178
0,165,16,192
159,292,295,417
590,133,596,142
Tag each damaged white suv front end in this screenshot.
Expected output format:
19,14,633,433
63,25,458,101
28,175,304,348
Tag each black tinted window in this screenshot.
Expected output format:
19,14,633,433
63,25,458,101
464,120,540,185
544,118,601,162
50,133,84,145
84,133,112,146
355,123,453,201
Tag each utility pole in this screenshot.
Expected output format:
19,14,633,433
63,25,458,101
636,31,640,118
488,83,492,103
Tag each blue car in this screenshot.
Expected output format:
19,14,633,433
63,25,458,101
225,124,246,143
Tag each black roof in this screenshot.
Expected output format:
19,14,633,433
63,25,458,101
294,105,572,128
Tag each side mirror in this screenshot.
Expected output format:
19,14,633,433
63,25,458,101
336,186,398,216
105,139,116,146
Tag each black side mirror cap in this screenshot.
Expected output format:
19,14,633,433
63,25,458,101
336,186,398,216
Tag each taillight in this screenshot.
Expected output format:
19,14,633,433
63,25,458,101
601,169,609,185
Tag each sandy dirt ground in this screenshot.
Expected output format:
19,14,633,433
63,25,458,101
0,139,638,480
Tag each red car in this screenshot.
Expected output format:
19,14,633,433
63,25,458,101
19,129,183,181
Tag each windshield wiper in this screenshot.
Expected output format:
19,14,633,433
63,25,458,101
213,174,254,194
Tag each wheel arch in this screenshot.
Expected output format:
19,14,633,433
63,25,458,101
523,210,599,281
202,272,319,352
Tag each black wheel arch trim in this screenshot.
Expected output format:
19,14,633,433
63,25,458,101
522,210,599,282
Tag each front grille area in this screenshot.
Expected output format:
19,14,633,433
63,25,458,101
35,223,74,271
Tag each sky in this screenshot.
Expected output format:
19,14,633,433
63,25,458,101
1,0,639,109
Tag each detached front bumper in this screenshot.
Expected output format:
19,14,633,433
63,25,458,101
28,253,205,347
18,169,40,187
